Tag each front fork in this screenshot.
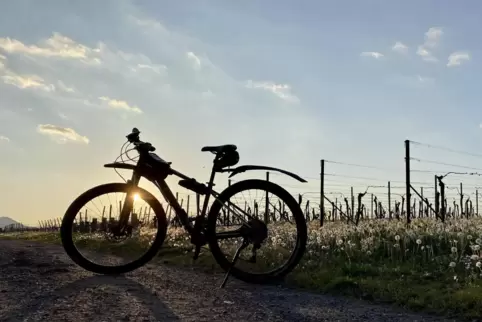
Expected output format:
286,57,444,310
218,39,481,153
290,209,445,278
117,174,141,233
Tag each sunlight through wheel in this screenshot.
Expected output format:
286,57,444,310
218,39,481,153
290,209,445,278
60,183,167,274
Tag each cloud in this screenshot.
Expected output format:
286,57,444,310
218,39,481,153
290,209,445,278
415,27,443,63
2,73,55,92
186,51,201,70
57,80,75,93
360,51,384,59
129,63,167,74
0,32,101,65
127,15,171,36
1,8,309,171
424,27,443,48
0,32,170,89
37,124,89,144
245,80,300,104
447,51,470,67
416,46,438,62
58,112,69,120
0,53,78,95
98,96,142,113
388,74,435,88
416,75,434,83
0,135,10,143
392,42,408,54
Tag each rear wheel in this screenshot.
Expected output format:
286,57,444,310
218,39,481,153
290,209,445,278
60,183,167,274
207,179,307,284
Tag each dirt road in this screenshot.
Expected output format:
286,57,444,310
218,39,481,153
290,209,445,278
0,240,459,322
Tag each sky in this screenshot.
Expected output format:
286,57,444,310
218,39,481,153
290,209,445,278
1,0,482,225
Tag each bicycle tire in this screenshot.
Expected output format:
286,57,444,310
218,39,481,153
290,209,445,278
60,183,167,274
206,179,307,284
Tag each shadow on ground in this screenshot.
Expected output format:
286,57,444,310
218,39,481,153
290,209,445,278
4,274,180,321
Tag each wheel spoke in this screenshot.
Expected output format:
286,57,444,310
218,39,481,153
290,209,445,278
212,195,256,224
208,179,307,283
61,183,167,273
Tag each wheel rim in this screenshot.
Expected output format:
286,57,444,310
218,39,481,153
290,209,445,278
67,189,160,268
210,183,305,276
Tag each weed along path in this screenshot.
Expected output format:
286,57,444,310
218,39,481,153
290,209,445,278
0,240,460,322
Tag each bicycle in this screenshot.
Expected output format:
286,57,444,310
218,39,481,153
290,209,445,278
60,128,308,288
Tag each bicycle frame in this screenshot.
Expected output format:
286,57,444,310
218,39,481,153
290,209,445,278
104,155,251,241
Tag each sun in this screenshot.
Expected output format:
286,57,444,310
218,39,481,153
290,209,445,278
133,193,140,201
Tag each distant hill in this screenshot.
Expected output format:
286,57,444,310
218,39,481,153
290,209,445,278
0,217,21,228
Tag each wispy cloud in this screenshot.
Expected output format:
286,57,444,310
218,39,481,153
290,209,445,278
98,96,142,113
0,56,77,94
0,54,5,69
0,135,10,143
57,80,75,93
245,80,300,104
37,124,89,144
388,74,435,88
2,73,55,92
423,27,443,48
129,63,167,75
392,41,408,54
0,33,101,65
186,51,201,70
447,51,470,67
416,27,443,63
127,15,171,36
416,75,434,83
360,51,384,59
416,45,438,62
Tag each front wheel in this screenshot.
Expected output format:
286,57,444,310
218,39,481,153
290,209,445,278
207,179,307,284
60,183,168,274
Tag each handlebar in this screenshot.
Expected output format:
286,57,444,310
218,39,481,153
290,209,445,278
126,127,140,143
126,128,156,152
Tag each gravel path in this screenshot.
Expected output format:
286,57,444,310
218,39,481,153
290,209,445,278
0,240,461,322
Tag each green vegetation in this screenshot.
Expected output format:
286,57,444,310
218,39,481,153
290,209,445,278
3,218,482,320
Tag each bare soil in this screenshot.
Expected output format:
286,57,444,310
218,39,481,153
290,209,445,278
0,240,460,322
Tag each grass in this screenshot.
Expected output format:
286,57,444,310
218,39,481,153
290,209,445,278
3,218,482,320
